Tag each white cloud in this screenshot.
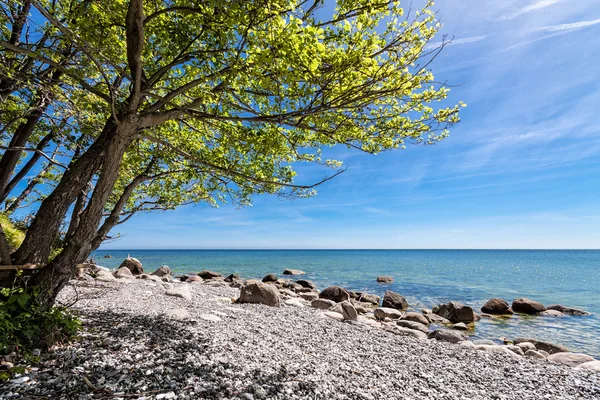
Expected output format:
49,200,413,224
425,35,487,50
533,18,600,33
498,0,559,21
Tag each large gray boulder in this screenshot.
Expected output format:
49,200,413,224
481,298,513,315
546,304,591,316
311,299,336,310
428,329,467,344
319,286,350,302
374,307,403,320
547,352,595,367
152,265,172,277
434,301,474,323
396,320,429,334
340,302,358,321
512,298,546,314
382,290,409,310
513,338,569,354
239,280,280,307
401,312,429,326
119,257,143,275
114,267,134,279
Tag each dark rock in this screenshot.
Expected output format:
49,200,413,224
311,298,336,310
481,298,513,315
262,273,278,283
428,329,467,343
198,270,224,280
356,292,380,306
434,301,474,323
512,298,546,314
296,279,316,289
376,276,394,283
177,275,190,282
425,313,451,324
239,280,280,307
119,257,143,275
224,273,241,283
282,269,305,275
103,254,112,258
152,265,172,277
341,302,358,321
546,304,591,316
319,286,350,302
513,338,569,354
382,290,409,310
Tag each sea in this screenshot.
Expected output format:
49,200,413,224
91,249,600,358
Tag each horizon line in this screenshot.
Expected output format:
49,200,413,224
96,248,600,251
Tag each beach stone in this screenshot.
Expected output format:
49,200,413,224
311,299,336,310
512,298,546,314
481,298,513,315
284,298,304,308
239,280,280,307
460,341,475,349
381,290,409,310
198,270,223,279
387,326,428,340
163,308,192,320
186,275,202,283
576,360,600,371
152,265,171,277
356,293,380,305
547,352,595,367
299,292,319,301
119,257,143,275
224,273,241,283
142,274,162,283
473,339,497,346
280,289,298,298
319,286,350,302
475,345,520,358
323,311,344,321
396,320,429,334
376,276,394,283
200,314,222,322
374,307,403,320
434,301,474,323
262,274,278,283
350,301,369,314
507,345,525,356
428,329,467,343
452,323,469,331
114,267,134,279
95,269,116,282
513,338,569,354
539,350,550,357
525,350,547,359
341,301,358,321
540,309,564,317
295,279,316,289
401,312,430,326
282,269,305,275
546,304,591,316
165,285,192,301
516,342,536,352
425,313,451,324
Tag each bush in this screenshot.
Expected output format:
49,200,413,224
0,213,25,250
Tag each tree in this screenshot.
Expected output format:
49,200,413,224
0,0,463,306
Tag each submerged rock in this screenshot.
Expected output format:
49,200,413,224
282,269,305,275
239,280,280,307
382,290,409,310
546,304,592,316
376,276,394,283
481,298,513,315
434,301,474,323
540,309,564,317
511,298,546,314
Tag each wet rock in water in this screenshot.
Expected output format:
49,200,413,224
376,276,394,283
401,312,430,326
540,309,564,317
198,270,223,280
434,301,474,323
282,269,305,275
481,298,513,315
356,293,380,306
119,257,144,275
319,286,350,302
341,301,358,321
425,313,451,324
381,290,409,310
114,267,135,279
428,329,467,344
152,265,172,277
546,304,592,316
239,280,280,307
103,254,112,258
511,298,546,314
262,273,278,283
374,307,403,320
311,298,336,310
186,275,202,283
576,360,600,371
547,352,595,367
513,338,569,354
165,285,192,301
396,320,429,334
296,279,316,289
525,350,547,359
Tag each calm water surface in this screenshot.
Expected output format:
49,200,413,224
91,249,600,357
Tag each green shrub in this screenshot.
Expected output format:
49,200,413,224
0,213,25,250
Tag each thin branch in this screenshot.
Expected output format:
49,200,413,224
0,146,68,168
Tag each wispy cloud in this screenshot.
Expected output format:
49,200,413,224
533,18,600,33
497,0,559,21
426,35,487,50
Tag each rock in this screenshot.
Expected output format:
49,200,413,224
295,279,316,289
512,298,546,314
460,341,475,349
428,329,467,343
177,275,190,282
434,301,474,323
396,320,429,334
319,286,350,302
152,265,171,277
0,360,14,370
381,290,409,310
473,339,497,346
576,360,600,371
516,342,536,352
280,288,298,298
10,376,30,384
284,298,304,308
165,285,192,301
421,308,432,314
546,304,592,316
425,313,451,324
513,338,569,354
311,299,336,310
540,309,564,317
340,301,358,321
323,311,344,321
141,274,162,283
525,350,547,359
401,312,430,326
164,308,192,320
282,269,305,275
356,293,380,305
95,269,116,282
198,270,223,279
239,280,280,307
475,345,520,358
224,273,241,283
161,275,173,283
114,267,134,279
262,274,278,283
299,292,319,301
376,276,394,283
451,323,469,331
374,307,403,320
539,350,550,357
199,314,222,322
547,352,595,367
186,275,203,283
507,345,525,356
481,298,513,315
350,301,369,314
387,326,428,340
118,257,143,275
103,254,112,258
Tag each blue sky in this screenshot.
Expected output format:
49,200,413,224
105,0,600,249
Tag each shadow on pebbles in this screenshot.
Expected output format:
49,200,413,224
1,280,599,400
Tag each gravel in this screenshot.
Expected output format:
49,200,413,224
1,279,599,400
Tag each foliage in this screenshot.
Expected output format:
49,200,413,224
0,214,25,250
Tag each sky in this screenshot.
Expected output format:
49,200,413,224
105,0,600,250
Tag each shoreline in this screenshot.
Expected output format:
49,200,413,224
1,264,599,399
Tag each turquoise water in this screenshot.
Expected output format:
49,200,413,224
91,249,600,357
